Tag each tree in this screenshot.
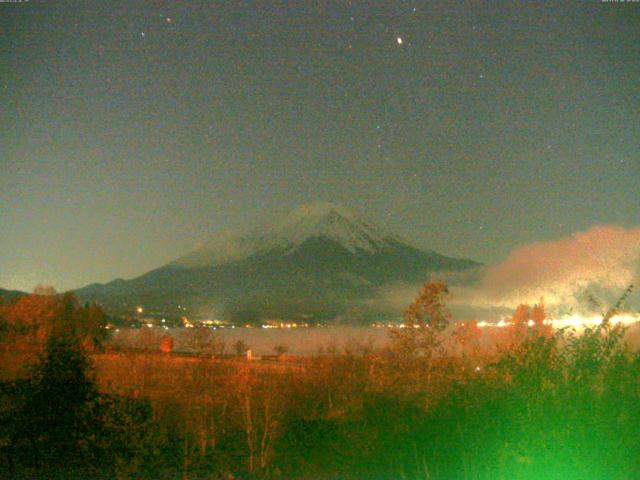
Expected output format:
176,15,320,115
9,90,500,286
234,339,249,356
1,292,106,349
183,327,225,357
160,334,174,354
530,298,546,326
6,332,99,476
32,284,57,296
135,325,160,351
274,344,289,358
2,331,156,479
388,281,452,381
403,281,451,331
511,303,530,327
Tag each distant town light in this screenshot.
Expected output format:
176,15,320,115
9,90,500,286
136,306,144,314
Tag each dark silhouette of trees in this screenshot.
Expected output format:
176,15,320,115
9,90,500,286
6,333,97,477
234,339,249,355
0,327,154,479
2,284,640,479
0,292,106,350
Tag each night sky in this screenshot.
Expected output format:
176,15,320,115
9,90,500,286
1,1,639,292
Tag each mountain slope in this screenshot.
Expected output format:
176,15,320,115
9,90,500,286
76,203,480,322
171,203,398,268
0,288,27,303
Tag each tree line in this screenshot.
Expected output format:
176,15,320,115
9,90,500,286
1,285,639,479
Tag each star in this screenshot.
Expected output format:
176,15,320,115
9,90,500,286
397,37,403,45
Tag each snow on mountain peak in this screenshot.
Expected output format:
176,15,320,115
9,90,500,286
286,202,357,223
264,202,390,254
173,203,394,268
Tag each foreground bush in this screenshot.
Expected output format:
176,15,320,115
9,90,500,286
1,290,640,479
265,321,640,480
0,333,156,479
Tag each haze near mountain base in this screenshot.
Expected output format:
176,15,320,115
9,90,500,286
75,203,480,324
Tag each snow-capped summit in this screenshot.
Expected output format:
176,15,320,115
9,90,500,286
257,202,392,255
76,203,481,322
173,202,396,267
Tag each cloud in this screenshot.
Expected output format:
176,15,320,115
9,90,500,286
460,225,640,315
377,225,640,320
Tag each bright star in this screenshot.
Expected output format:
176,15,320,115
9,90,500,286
397,37,403,45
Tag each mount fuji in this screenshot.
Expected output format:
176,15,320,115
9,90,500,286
75,203,480,323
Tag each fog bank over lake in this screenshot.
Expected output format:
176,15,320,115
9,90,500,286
110,316,640,357
111,327,392,356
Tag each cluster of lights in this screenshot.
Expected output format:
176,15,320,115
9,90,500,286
476,313,640,329
371,323,425,329
127,306,639,332
368,314,640,331
261,322,308,329
199,319,228,327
